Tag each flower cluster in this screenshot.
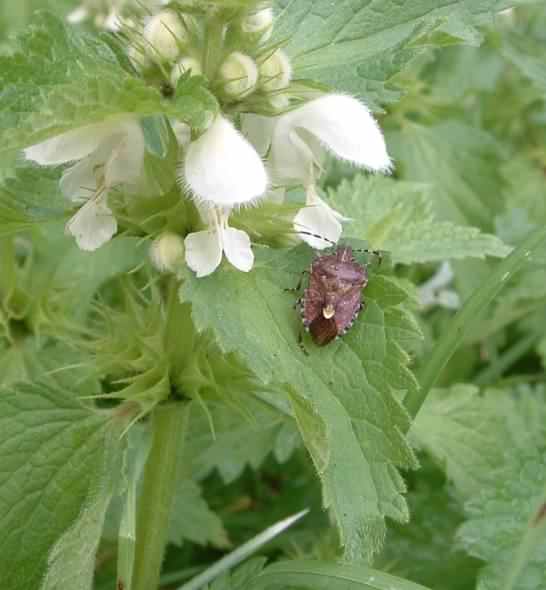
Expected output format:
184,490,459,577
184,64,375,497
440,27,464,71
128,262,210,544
24,3,392,277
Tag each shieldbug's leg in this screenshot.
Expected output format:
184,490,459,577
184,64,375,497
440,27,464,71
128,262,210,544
298,331,309,356
284,270,308,294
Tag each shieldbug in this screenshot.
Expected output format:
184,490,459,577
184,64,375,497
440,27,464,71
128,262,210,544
294,236,381,347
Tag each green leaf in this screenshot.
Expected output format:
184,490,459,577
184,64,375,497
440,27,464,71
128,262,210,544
410,385,506,498
388,121,505,230
0,13,218,153
168,479,230,549
458,446,546,590
181,246,419,561
0,380,127,590
273,0,501,105
378,461,481,590
252,559,433,590
327,175,510,264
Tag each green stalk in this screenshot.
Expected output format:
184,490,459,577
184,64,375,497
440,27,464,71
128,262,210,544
405,227,546,420
132,403,190,590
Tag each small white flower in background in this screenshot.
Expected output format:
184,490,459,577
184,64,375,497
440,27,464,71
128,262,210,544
181,115,268,276
24,116,145,251
150,232,185,273
418,262,461,310
268,93,391,248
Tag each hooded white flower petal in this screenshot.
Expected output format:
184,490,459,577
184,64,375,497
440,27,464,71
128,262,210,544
184,229,223,278
184,116,268,206
270,94,391,184
222,227,254,272
24,121,117,166
65,194,117,252
294,200,343,250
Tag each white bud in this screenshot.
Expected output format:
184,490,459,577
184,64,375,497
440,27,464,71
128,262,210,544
241,8,273,41
150,232,185,272
128,46,149,71
171,56,203,86
144,10,187,62
219,52,258,98
259,49,292,92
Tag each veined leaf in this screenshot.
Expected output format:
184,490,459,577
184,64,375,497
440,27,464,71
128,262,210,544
327,175,510,264
0,13,218,153
180,246,419,561
0,381,128,590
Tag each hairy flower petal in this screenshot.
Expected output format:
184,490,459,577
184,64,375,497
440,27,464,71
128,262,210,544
271,94,391,184
184,116,268,206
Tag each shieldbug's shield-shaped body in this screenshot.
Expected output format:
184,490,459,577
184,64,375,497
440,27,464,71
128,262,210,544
300,246,368,346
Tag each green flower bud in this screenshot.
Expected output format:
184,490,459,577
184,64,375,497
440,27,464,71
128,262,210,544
171,56,203,86
219,51,258,99
150,232,185,272
144,9,188,62
259,49,292,92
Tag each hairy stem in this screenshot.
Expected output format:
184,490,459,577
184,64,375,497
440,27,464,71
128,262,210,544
405,227,546,420
132,403,190,590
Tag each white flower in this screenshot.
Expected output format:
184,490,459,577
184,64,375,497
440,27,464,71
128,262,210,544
418,262,461,310
24,116,145,251
219,52,258,99
183,115,268,207
293,185,347,249
270,93,391,185
185,207,254,277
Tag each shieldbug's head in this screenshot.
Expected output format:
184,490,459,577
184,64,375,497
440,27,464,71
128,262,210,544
294,232,382,347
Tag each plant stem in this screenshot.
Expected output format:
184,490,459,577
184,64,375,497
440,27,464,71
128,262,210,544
132,403,190,590
404,227,546,421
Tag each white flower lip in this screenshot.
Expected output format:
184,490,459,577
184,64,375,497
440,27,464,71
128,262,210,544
183,116,268,207
270,94,392,184
65,192,117,252
184,208,254,277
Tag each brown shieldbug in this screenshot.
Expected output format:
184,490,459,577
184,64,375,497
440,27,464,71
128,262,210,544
292,235,381,347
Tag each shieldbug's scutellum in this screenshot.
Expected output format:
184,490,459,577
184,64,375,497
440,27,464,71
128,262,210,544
294,234,382,347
